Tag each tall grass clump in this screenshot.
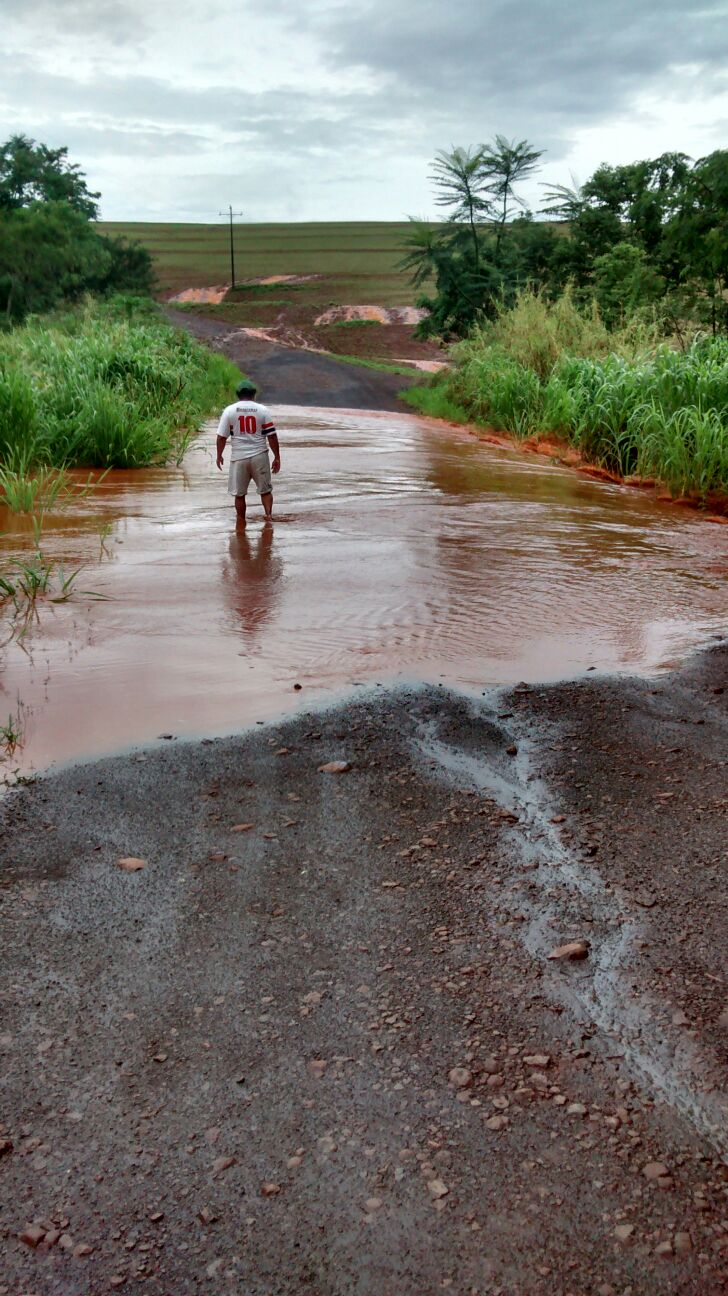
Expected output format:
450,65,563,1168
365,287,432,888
404,288,728,500
0,298,241,473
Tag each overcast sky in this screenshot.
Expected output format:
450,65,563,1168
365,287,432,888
2,0,727,223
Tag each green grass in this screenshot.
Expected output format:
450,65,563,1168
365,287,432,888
98,221,435,305
0,700,25,759
324,353,425,377
0,298,241,471
0,546,92,638
401,385,474,423
408,289,728,500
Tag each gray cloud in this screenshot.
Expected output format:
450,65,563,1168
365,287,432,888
2,0,727,220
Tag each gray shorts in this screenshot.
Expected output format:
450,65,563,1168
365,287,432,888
228,452,272,497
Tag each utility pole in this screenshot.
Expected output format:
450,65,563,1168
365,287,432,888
218,205,243,289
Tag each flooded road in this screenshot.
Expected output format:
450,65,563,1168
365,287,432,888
1,406,726,773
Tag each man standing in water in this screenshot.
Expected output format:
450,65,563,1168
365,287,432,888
216,380,281,526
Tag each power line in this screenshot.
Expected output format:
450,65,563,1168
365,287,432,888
218,205,243,288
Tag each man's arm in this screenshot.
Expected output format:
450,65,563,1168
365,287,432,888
216,435,227,470
268,432,281,474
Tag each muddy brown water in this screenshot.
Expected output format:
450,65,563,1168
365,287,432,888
1,406,727,774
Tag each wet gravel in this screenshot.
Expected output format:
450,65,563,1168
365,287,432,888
1,647,727,1294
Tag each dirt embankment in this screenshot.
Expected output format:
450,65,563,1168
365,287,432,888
1,645,727,1294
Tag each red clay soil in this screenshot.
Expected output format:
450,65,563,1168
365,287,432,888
471,429,728,524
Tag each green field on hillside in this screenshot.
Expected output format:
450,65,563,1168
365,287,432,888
99,221,426,305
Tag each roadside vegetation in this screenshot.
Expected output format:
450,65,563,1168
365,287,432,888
0,298,240,475
403,137,728,502
405,290,728,500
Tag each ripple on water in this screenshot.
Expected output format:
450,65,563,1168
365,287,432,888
1,406,727,770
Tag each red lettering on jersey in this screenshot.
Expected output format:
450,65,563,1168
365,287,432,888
238,415,257,435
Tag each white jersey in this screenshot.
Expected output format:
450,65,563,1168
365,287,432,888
217,400,276,462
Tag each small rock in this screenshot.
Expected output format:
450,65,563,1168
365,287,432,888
523,1054,550,1068
643,1161,669,1181
655,1239,673,1257
614,1224,634,1242
567,1102,588,1117
19,1223,46,1249
212,1155,236,1175
261,1182,281,1197
152,1052,168,1063
364,1197,382,1212
73,1243,94,1257
58,1233,74,1251
671,1009,689,1027
547,940,589,961
673,1231,692,1255
448,1066,472,1089
110,1277,126,1288
427,1179,449,1199
117,857,146,872
198,1207,218,1224
505,745,518,757
485,1114,509,1130
635,891,657,909
307,1059,327,1078
318,761,352,774
230,823,254,833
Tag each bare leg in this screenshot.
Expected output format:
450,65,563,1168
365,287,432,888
234,495,246,529
261,491,273,520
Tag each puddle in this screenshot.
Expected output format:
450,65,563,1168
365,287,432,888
0,406,727,774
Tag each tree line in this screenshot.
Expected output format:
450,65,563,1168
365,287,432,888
0,135,154,323
402,137,728,339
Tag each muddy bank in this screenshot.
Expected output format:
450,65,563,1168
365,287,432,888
1,645,727,1294
166,307,414,410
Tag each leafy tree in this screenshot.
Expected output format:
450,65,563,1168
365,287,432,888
592,244,665,326
0,135,100,217
664,150,728,333
0,135,155,323
0,202,110,321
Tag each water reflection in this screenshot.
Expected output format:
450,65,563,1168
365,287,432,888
221,524,283,643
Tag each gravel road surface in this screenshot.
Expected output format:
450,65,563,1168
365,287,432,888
1,645,727,1294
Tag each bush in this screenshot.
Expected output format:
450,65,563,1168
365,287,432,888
0,300,241,470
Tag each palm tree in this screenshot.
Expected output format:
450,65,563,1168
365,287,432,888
429,146,493,269
480,136,544,255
